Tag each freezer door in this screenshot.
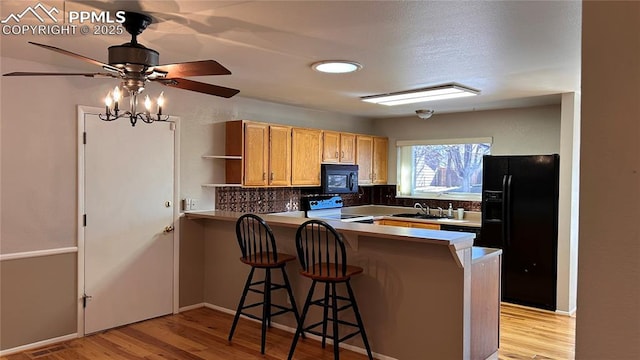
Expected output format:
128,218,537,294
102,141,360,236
480,156,509,248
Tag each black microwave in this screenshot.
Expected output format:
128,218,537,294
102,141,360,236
321,164,359,194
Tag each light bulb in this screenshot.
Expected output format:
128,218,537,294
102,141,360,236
144,95,152,112
113,86,121,101
105,92,113,107
157,92,165,107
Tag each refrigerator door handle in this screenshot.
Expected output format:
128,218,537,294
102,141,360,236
501,175,508,246
505,175,513,247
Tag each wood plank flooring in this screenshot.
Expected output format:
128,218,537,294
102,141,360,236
498,303,576,360
2,304,575,360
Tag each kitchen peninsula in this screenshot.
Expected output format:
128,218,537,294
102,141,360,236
184,210,501,360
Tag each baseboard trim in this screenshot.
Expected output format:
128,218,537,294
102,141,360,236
202,302,398,360
0,247,78,262
555,307,577,316
0,333,78,356
178,302,206,312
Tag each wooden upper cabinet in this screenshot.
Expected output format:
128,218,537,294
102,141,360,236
292,127,322,186
322,131,340,163
356,135,373,184
225,120,381,187
373,136,388,184
269,125,292,186
243,122,269,186
323,131,356,164
340,133,356,163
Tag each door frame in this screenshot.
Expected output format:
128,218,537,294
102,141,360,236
76,105,181,336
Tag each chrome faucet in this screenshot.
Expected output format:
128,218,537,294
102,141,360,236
437,207,444,217
414,202,429,215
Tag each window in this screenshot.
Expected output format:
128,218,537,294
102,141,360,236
397,138,492,200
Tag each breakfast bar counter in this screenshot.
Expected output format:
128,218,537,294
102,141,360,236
183,210,500,360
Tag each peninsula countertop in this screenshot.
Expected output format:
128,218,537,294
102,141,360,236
185,210,476,252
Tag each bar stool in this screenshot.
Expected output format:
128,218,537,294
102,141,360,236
228,213,303,354
287,219,373,360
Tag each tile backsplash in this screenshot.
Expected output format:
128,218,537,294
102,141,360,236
215,185,480,213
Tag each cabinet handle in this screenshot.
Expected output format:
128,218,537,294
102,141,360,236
341,151,345,158
263,172,266,180
335,151,339,158
369,173,373,180
270,172,274,181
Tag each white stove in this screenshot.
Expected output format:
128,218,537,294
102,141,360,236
303,195,374,223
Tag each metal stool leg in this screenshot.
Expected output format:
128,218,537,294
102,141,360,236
288,280,317,360
229,267,255,342
346,281,373,360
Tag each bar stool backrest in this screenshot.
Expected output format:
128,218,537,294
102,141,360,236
235,213,279,263
295,219,347,277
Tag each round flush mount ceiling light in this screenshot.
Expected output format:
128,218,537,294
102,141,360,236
416,109,435,119
311,60,362,74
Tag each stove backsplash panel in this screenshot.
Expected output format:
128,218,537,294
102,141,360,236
214,185,479,213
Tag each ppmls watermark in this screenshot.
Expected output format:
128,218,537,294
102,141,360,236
1,2,125,36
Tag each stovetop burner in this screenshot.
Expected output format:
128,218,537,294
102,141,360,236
304,195,374,223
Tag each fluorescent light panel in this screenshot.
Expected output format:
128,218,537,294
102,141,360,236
362,84,479,106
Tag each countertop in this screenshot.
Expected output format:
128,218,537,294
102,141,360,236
185,210,476,251
340,205,482,228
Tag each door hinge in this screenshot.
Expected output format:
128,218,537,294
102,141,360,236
82,293,92,308
83,214,87,227
83,132,87,144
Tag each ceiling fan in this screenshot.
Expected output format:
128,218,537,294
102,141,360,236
3,11,240,99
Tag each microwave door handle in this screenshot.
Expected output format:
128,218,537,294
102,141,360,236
349,173,355,190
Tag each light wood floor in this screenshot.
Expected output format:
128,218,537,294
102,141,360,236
498,303,576,360
2,304,575,360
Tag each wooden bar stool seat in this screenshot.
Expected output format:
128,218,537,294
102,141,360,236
228,214,303,355
288,219,374,360
240,252,296,267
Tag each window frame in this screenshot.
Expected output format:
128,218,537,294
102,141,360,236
396,137,492,201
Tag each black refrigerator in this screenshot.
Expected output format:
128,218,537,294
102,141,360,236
480,154,559,310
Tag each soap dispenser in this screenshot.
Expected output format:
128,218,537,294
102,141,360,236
447,203,453,218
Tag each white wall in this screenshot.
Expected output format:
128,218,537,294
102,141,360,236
0,56,372,254
372,104,561,183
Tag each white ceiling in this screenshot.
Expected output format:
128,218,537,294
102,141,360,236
0,0,582,119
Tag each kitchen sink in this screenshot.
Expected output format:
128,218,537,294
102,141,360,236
391,213,447,220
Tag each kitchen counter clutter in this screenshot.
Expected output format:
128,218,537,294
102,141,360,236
340,204,482,228
184,208,501,359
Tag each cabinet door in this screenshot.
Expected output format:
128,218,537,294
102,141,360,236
373,136,388,184
243,122,268,186
292,128,322,186
322,131,340,163
269,125,291,186
340,133,356,163
411,222,441,230
378,219,411,227
356,135,373,184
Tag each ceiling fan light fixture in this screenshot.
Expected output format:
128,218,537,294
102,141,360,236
312,60,362,74
361,83,479,106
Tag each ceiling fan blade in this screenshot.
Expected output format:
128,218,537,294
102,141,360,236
3,72,117,78
28,42,120,73
155,78,239,98
153,60,231,78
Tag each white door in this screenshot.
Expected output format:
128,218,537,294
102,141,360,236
83,113,175,334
